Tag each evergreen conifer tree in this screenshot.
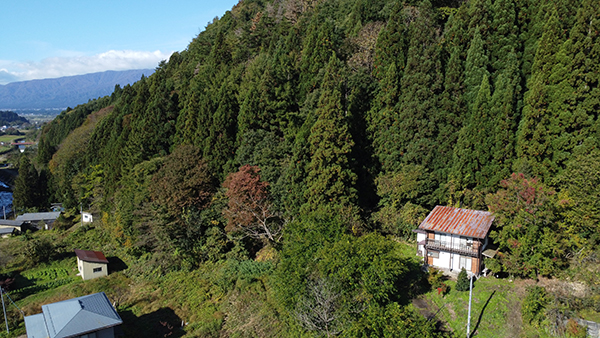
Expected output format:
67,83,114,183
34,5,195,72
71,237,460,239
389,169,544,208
516,8,569,178
303,54,357,213
490,0,519,74
451,74,493,191
393,0,442,171
13,156,39,212
372,2,406,80
490,50,521,186
464,27,490,111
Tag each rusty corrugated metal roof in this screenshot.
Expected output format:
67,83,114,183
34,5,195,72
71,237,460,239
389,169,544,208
417,205,494,239
75,249,109,264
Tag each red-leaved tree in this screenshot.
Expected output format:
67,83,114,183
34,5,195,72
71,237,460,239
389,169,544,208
485,173,562,277
223,165,283,242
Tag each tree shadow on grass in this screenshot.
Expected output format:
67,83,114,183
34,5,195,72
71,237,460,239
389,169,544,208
119,307,184,338
395,259,434,306
469,290,496,337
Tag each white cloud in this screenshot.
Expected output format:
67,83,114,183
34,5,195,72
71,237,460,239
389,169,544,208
0,50,173,85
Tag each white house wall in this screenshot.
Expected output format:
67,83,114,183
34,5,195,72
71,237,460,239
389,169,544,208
78,259,108,280
433,251,451,269
424,232,478,273
416,233,426,258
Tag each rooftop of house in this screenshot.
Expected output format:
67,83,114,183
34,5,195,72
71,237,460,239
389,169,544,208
16,211,61,222
0,219,24,226
24,292,122,338
417,205,495,239
75,249,109,264
0,225,17,235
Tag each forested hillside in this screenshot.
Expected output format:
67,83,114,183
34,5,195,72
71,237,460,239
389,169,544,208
22,0,600,336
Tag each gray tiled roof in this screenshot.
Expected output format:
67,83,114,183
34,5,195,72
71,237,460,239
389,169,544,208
16,212,61,222
0,219,23,226
0,226,17,235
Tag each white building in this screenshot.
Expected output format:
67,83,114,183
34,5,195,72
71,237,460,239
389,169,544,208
415,206,495,276
82,211,93,223
75,249,109,280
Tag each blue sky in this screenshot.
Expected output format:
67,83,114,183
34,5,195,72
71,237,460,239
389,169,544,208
0,0,239,85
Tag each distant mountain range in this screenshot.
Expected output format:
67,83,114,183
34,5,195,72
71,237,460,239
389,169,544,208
0,69,154,110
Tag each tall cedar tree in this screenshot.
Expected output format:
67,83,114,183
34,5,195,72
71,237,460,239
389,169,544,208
304,54,358,213
390,0,443,205
516,8,568,179
372,1,406,81
489,0,519,75
452,74,493,194
369,2,407,172
13,156,40,212
437,6,470,195
490,50,521,185
467,0,492,38
463,27,490,112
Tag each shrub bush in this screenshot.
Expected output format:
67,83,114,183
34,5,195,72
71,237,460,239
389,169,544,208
522,285,548,327
427,267,444,290
455,268,470,291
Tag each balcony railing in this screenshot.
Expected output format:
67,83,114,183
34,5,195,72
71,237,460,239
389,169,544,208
425,239,479,257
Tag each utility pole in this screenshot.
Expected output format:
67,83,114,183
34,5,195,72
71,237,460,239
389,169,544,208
466,274,473,338
1,287,8,334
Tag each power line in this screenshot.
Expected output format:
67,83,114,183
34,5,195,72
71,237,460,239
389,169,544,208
0,286,24,334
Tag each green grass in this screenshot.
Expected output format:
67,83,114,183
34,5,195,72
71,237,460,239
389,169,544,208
421,276,562,338
0,135,22,143
579,308,600,323
424,277,522,337
11,259,79,299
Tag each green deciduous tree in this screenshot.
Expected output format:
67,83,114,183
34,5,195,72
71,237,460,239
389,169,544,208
486,173,562,277
149,145,216,218
554,149,600,250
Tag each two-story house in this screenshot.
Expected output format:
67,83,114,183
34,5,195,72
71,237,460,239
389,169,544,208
415,205,494,275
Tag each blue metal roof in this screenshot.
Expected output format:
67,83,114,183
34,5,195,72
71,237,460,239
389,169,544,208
24,313,49,338
25,292,122,338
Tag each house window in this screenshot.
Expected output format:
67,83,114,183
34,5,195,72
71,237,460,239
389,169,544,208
93,267,102,273
427,251,440,258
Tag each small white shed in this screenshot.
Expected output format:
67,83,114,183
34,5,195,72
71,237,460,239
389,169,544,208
75,249,109,280
82,212,93,223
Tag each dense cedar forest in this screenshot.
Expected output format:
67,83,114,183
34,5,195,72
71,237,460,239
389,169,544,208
17,0,600,336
